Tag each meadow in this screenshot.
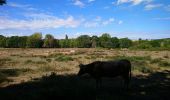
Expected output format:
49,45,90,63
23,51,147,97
0,48,170,100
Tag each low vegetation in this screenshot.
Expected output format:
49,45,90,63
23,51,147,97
0,48,169,100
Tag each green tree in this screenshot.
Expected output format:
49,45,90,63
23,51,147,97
77,35,91,48
99,33,112,48
111,37,119,48
18,36,27,48
91,35,99,48
43,34,55,48
0,35,6,47
119,38,132,48
150,40,161,48
27,33,43,48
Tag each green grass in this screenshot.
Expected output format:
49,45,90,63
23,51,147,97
55,55,74,62
159,61,170,67
150,58,163,64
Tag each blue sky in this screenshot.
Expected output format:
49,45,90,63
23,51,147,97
0,0,170,39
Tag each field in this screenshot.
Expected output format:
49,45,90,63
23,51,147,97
0,48,170,100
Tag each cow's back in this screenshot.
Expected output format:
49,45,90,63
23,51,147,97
94,60,131,77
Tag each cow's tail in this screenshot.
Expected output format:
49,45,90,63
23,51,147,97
129,61,132,81
126,60,131,81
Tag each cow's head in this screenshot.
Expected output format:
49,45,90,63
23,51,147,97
77,64,87,76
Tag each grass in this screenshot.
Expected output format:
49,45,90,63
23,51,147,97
159,61,170,67
0,71,170,100
24,60,47,65
55,55,74,62
150,58,163,64
0,58,12,66
38,65,56,72
46,58,52,62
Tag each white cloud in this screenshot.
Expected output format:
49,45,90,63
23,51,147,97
0,13,81,30
84,22,99,28
8,2,30,8
102,18,115,25
144,4,163,10
104,6,110,9
73,0,85,7
94,16,102,21
84,17,116,28
117,0,152,5
118,20,123,24
7,2,37,11
88,0,95,3
165,5,170,12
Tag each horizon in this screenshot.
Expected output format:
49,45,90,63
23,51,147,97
0,0,170,39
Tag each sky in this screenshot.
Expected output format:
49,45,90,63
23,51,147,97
0,0,170,39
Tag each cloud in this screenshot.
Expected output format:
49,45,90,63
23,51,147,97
144,4,163,10
153,17,170,20
102,18,115,25
84,17,115,28
7,2,37,11
165,5,170,12
104,6,110,9
84,22,99,28
94,16,102,21
117,0,152,5
73,0,85,7
0,13,81,30
7,2,30,8
118,20,123,24
88,0,95,3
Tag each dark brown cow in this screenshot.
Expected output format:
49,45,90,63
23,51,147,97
77,59,131,89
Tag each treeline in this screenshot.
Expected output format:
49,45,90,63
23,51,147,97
0,33,170,49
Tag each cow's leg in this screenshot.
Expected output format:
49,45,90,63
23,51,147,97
96,78,101,89
122,74,129,90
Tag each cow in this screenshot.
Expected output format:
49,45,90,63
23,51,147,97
77,59,131,89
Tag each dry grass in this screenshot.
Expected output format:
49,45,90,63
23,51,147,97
0,48,170,87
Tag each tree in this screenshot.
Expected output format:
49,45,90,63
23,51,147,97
43,34,55,48
91,35,99,48
0,0,6,5
65,34,69,48
0,35,6,47
27,33,43,48
119,38,132,48
111,37,119,48
150,40,161,48
77,35,91,48
99,33,112,48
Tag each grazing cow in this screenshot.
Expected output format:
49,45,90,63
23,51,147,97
77,59,131,89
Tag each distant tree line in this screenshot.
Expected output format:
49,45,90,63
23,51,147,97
0,33,169,49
